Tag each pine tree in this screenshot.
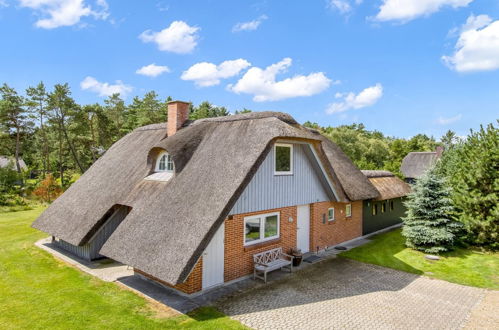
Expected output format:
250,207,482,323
402,169,462,253
441,122,498,248
0,83,34,174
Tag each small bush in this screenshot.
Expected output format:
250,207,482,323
32,174,62,203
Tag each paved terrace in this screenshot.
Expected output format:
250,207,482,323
36,230,498,329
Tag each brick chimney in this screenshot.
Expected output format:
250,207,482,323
167,101,190,136
435,146,444,158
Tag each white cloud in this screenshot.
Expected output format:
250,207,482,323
375,0,473,22
181,59,251,87
136,63,170,77
229,58,331,102
326,83,383,114
19,0,109,29
442,15,499,72
232,15,268,32
139,21,199,54
436,114,462,125
0,0,8,7
80,76,132,97
327,0,363,15
328,0,352,14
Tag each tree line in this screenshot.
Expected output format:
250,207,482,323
304,121,445,176
0,81,472,209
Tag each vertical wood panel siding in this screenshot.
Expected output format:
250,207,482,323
55,206,128,261
230,144,334,215
56,239,91,260
362,197,405,235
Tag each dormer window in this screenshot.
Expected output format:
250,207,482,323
156,152,174,172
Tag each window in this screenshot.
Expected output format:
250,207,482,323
390,200,394,211
274,143,293,175
244,212,280,245
156,152,174,172
328,208,335,221
346,204,352,217
372,203,378,216
381,202,386,213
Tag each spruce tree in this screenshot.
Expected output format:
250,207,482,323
402,169,462,253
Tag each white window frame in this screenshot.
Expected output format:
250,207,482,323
155,151,174,172
345,204,352,217
328,207,335,222
274,143,293,175
243,212,280,246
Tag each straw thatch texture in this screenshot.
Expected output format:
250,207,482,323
317,135,380,201
361,170,411,201
361,170,394,178
401,152,438,179
32,124,167,245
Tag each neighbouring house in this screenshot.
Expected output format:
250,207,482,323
32,101,403,295
361,170,411,235
400,147,443,183
0,156,27,172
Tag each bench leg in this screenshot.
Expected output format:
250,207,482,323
264,271,267,284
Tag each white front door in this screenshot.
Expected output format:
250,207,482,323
202,223,225,290
297,204,310,253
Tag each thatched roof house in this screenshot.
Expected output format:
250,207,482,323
360,170,410,235
0,156,27,171
400,147,443,181
33,101,382,293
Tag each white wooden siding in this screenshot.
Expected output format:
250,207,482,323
230,143,334,215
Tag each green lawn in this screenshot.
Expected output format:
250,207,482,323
0,207,246,329
342,229,499,289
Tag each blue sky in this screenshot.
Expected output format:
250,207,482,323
0,0,498,139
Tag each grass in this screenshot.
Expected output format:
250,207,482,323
0,206,247,329
341,229,499,289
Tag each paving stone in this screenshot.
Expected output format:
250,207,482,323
215,258,491,330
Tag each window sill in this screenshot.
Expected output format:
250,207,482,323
274,172,293,176
244,238,281,252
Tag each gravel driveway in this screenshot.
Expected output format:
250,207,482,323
216,258,495,330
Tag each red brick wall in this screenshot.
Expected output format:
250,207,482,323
134,257,202,294
224,206,297,282
310,201,363,251
136,201,363,294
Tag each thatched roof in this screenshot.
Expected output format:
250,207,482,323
401,152,438,179
32,125,167,245
317,135,380,201
361,170,411,201
360,170,394,178
33,111,378,285
0,156,27,170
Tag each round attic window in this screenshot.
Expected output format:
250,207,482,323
156,151,174,172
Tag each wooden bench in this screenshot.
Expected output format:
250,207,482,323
253,247,293,283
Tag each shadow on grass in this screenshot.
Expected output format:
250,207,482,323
187,306,227,322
